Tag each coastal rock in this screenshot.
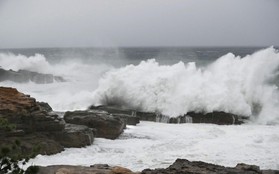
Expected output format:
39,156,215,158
89,105,135,116
0,133,64,156
141,158,277,174
37,164,137,174
53,124,94,148
0,87,65,133
0,87,94,157
138,111,245,125
0,68,65,84
64,110,126,139
0,87,64,132
186,111,245,125
112,113,140,126
89,105,139,125
136,111,159,122
89,105,246,125
35,159,279,174
37,102,53,112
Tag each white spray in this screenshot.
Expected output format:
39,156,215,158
92,47,279,124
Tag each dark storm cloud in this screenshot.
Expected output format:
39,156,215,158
0,0,278,48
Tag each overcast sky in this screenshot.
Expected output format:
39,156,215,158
0,0,278,48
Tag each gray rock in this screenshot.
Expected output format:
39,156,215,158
111,113,140,125
89,105,136,116
186,111,246,125
137,111,246,125
136,111,158,122
37,102,53,112
53,124,94,148
89,106,139,125
262,170,279,174
0,68,65,84
89,105,247,125
141,158,271,174
64,110,126,139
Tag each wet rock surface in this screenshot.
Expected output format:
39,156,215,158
138,111,246,125
0,87,93,157
89,105,140,126
0,68,65,84
141,159,279,174
37,102,53,112
64,110,126,139
37,164,137,174
36,159,279,174
186,111,246,125
111,113,140,126
89,105,247,125
89,105,136,116
53,124,94,148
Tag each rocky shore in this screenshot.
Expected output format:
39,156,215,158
37,159,279,174
1,87,277,174
89,105,247,125
0,87,93,157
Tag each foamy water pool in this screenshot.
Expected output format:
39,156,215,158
28,121,279,171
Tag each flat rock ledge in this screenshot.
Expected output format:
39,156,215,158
89,105,248,125
64,110,126,139
36,159,279,174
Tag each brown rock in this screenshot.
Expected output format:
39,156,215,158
0,87,94,157
0,87,64,133
35,159,279,174
112,166,135,174
56,168,71,174
37,164,138,174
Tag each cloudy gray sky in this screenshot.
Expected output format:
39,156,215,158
0,0,278,48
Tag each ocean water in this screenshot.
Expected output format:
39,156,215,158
27,122,279,171
1,47,279,170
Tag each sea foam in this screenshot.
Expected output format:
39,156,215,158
92,47,279,124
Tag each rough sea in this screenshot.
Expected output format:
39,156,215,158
0,47,279,171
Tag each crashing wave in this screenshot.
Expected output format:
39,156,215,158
92,47,279,124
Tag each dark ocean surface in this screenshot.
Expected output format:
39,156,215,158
0,47,269,66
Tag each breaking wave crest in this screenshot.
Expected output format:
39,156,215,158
0,53,51,73
0,52,112,111
92,47,279,124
